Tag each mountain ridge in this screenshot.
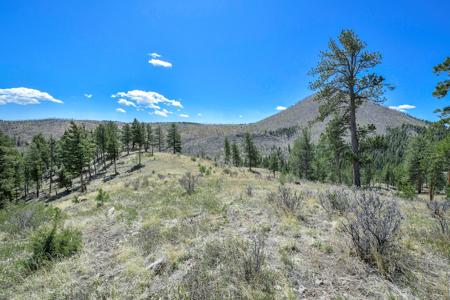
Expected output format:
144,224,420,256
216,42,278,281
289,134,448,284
0,95,427,157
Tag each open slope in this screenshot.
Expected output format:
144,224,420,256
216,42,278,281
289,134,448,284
1,153,448,299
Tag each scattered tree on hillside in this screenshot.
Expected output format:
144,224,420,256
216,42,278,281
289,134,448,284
166,123,182,154
405,135,428,194
243,133,259,171
121,123,131,155
309,29,391,187
146,124,154,155
131,119,145,165
0,131,19,207
155,126,164,152
268,150,279,177
290,128,314,180
224,137,231,164
105,122,121,174
231,142,241,167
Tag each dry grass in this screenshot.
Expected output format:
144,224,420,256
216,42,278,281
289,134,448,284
1,152,449,299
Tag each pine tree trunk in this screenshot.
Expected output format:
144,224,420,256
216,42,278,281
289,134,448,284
114,158,117,174
349,98,361,187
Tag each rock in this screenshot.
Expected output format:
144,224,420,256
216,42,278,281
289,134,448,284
107,207,115,217
147,257,167,275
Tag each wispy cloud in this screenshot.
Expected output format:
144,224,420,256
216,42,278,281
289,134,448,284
149,53,161,58
148,53,172,68
179,114,189,118
154,108,172,117
149,58,172,68
276,105,287,111
197,113,202,117
116,108,126,113
0,87,63,105
84,93,92,99
117,98,137,107
113,90,185,117
388,104,416,113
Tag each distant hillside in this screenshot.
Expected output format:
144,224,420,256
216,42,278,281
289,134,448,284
0,95,426,157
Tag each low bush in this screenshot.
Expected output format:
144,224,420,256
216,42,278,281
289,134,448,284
26,209,82,271
174,233,275,299
276,185,305,214
246,185,253,197
427,200,450,236
95,188,110,207
318,187,352,215
342,191,403,278
0,202,54,235
179,172,199,195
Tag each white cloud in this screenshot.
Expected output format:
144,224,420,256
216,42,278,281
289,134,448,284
197,113,202,117
154,108,172,117
84,93,92,99
276,105,287,111
148,58,172,68
239,115,243,118
116,108,126,113
117,98,137,107
179,114,189,118
388,104,416,113
0,87,63,105
149,52,161,58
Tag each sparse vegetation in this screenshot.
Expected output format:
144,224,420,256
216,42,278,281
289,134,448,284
342,191,403,278
179,172,199,195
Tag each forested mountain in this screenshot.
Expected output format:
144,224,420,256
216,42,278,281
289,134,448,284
0,95,426,157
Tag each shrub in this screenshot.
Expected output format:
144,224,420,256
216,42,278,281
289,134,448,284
179,172,199,195
342,191,402,277
396,182,416,200
95,188,110,207
276,185,304,214
318,187,352,215
27,209,82,271
72,195,80,204
175,234,275,299
191,156,197,162
0,203,54,235
246,185,253,197
427,200,450,236
198,164,207,175
243,232,266,282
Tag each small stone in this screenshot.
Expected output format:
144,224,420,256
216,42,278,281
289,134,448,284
147,257,167,275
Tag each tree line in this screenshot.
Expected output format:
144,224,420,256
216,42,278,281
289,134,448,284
0,119,182,208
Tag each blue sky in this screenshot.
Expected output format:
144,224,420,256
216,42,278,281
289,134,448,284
0,0,449,123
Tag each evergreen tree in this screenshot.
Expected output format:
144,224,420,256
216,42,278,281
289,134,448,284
146,124,154,155
166,123,182,154
48,136,56,195
0,131,19,207
224,137,231,164
231,142,241,167
131,119,145,165
25,134,49,198
290,128,315,180
324,115,348,183
121,123,131,155
105,121,121,174
95,124,107,167
268,150,279,176
62,122,92,192
155,125,164,152
405,135,428,194
310,29,390,187
243,133,259,171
